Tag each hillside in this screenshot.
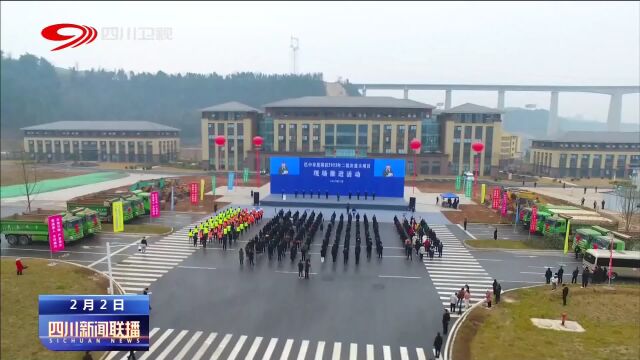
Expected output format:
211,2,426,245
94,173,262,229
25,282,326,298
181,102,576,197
0,53,326,145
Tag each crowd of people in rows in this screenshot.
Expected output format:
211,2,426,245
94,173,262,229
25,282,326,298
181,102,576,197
320,211,383,264
394,215,444,260
187,207,265,251
545,264,610,290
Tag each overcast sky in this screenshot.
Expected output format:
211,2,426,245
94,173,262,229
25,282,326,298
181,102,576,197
1,1,639,124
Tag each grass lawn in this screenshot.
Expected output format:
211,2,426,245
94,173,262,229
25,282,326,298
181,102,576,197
1,258,110,360
465,239,537,249
100,223,172,234
453,284,640,360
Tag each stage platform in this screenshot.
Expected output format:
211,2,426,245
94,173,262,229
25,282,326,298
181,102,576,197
259,194,410,211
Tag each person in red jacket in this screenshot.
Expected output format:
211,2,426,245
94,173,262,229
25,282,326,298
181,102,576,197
16,258,26,275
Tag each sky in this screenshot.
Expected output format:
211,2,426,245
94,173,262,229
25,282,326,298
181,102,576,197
1,1,639,124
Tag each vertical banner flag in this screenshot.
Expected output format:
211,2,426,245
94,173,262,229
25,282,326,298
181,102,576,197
492,187,500,209
211,175,216,196
243,168,249,183
112,201,124,233
481,184,486,204
228,172,235,191
563,219,571,254
501,192,508,216
608,234,614,280
465,179,473,198
530,206,538,233
200,179,205,200
47,215,65,253
455,176,462,191
190,182,199,205
150,191,160,218
170,186,174,211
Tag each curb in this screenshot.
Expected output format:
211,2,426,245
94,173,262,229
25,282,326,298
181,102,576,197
443,283,543,360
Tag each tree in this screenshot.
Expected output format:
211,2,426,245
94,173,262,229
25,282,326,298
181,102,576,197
19,151,39,212
617,185,640,232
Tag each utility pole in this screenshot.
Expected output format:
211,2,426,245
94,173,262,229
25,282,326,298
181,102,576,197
290,36,299,74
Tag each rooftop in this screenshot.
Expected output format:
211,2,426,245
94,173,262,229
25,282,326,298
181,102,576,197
22,121,180,132
200,101,262,113
537,131,640,143
441,103,503,114
263,96,435,109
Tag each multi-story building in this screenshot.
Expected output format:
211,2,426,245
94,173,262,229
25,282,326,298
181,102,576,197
200,102,261,171
199,97,508,176
22,121,180,163
530,131,640,178
440,103,503,176
500,131,521,160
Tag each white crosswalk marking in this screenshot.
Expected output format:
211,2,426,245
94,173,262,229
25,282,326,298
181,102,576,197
174,330,202,360
423,225,493,316
105,327,436,360
211,333,233,360
246,336,263,360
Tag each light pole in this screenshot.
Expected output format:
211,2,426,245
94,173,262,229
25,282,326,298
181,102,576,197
410,139,422,194
472,142,485,200
253,136,264,188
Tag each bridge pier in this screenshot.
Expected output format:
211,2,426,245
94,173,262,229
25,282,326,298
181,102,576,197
547,91,559,137
445,90,452,109
497,90,505,110
361,86,367,96
607,92,623,131
403,87,409,99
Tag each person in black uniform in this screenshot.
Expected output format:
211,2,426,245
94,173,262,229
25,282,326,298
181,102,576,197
372,192,375,201
326,191,329,199
357,191,360,200
331,244,338,262
304,259,311,279
349,192,352,200
295,190,298,198
355,244,361,265
337,193,340,202
365,191,368,200
343,247,349,264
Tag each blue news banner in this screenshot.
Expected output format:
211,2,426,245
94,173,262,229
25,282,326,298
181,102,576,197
39,295,150,351
270,157,406,197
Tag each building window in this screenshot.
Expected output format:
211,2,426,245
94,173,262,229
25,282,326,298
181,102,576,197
325,124,335,147
358,124,368,146
372,125,380,153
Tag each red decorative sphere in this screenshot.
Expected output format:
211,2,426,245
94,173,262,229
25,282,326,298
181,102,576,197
252,136,264,147
214,135,226,147
472,142,485,153
409,138,422,151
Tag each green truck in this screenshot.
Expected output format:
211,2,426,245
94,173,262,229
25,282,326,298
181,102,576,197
0,213,85,246
542,214,618,237
520,208,553,234
132,190,151,214
25,208,102,236
573,227,627,254
101,193,145,217
67,196,135,223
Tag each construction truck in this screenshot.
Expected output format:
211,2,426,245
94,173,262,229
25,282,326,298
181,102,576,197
67,195,135,223
0,213,85,246
24,208,102,236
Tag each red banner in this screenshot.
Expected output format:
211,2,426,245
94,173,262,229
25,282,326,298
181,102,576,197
492,187,500,209
501,192,508,216
190,182,199,205
150,191,160,218
530,206,538,233
47,215,65,253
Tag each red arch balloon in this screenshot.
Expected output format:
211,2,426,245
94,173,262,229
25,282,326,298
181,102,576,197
409,138,422,151
472,142,485,153
252,136,264,147
214,135,226,147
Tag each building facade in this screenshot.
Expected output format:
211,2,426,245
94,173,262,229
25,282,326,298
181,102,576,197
199,97,508,176
200,102,261,171
440,103,503,176
530,131,640,178
500,131,521,160
22,121,180,163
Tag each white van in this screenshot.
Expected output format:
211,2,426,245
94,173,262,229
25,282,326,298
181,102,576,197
582,249,640,279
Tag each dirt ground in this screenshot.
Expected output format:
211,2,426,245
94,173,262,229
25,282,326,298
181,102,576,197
0,160,90,187
416,181,456,193
444,204,512,224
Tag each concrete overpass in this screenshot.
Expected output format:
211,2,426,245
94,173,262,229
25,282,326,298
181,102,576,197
352,83,640,135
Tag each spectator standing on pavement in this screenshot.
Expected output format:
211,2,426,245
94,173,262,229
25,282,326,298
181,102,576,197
442,309,451,335
457,287,465,314
143,288,152,310
434,333,443,358
558,266,564,284
127,350,137,360
304,259,311,279
486,289,492,308
82,351,94,360
601,199,605,210
581,266,590,288
298,259,304,278
581,197,585,206
437,241,443,258
239,248,244,266
545,267,552,284
140,237,148,253
493,227,498,240
15,258,26,275
495,283,502,304
464,288,471,310
463,218,468,231
492,279,498,295
593,200,597,210
436,196,439,205
584,187,587,194
551,274,558,290
562,284,569,306
450,292,457,313
571,267,579,284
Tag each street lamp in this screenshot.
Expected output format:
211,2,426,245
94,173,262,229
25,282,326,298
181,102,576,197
410,138,422,194
471,142,485,200
253,136,264,188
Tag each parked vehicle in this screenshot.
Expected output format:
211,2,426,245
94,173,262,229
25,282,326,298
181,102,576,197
25,208,102,236
582,249,640,279
67,196,134,223
0,213,84,246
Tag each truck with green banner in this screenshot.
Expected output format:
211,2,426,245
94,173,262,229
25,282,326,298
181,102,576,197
101,193,145,217
520,207,553,233
0,213,85,246
25,208,102,236
67,195,135,223
573,227,627,255
131,190,151,214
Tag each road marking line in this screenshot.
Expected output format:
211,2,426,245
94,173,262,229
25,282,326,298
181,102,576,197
378,275,422,279
211,333,232,360
112,267,168,273
245,336,263,360
134,253,189,259
416,347,426,360
280,339,294,360
315,341,325,360
429,274,492,279
383,345,391,360
228,335,247,360
456,224,477,239
297,340,309,360
262,338,278,360
178,266,217,270
400,346,409,360
174,330,202,360
349,343,357,360
112,264,173,270
109,271,163,277
366,344,374,360
121,259,179,266
156,329,188,360
332,342,341,360
89,237,141,267
192,332,216,360
138,328,174,360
